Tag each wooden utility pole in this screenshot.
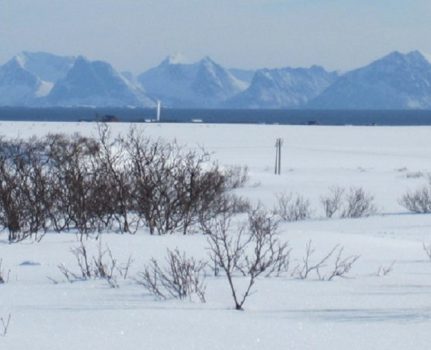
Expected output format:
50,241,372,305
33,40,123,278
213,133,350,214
274,138,283,175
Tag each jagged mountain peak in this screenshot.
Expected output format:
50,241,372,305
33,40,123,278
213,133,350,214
160,53,189,66
200,56,216,64
71,56,118,78
308,50,431,109
227,65,337,109
46,57,154,107
371,50,429,68
139,56,247,108
0,56,43,106
12,51,76,83
3,56,27,70
0,56,41,85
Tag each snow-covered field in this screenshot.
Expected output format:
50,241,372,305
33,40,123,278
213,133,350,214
1,121,431,350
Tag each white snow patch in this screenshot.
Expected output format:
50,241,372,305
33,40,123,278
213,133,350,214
35,80,54,97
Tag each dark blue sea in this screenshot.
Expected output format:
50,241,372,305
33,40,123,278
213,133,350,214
1,107,431,125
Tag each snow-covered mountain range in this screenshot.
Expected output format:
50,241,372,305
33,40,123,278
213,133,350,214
308,51,431,109
226,66,338,109
47,56,154,107
1,50,431,109
138,55,246,108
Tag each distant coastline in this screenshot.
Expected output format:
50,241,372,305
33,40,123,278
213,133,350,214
1,107,431,126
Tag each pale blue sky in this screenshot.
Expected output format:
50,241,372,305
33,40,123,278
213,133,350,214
1,0,430,73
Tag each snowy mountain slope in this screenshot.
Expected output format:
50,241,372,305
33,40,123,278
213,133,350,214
227,65,338,109
15,51,76,83
309,51,431,109
229,68,255,84
46,56,155,107
138,56,247,108
0,57,44,106
190,57,248,106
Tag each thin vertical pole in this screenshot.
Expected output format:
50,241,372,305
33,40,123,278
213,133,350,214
274,138,283,175
278,139,281,175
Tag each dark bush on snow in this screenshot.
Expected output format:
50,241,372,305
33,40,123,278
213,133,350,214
0,125,248,242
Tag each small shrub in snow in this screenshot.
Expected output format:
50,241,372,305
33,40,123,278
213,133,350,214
223,165,249,189
320,186,345,218
0,259,10,284
341,187,377,218
400,185,431,214
205,207,289,310
58,241,132,288
405,171,425,179
136,249,207,302
292,240,359,281
376,261,396,277
324,247,360,281
273,192,311,222
320,186,377,219
292,240,334,280
198,194,252,233
0,314,11,337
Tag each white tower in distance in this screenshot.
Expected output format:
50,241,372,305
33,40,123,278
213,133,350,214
156,100,161,122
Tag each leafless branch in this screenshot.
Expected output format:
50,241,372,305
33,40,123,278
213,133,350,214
0,314,11,337
136,249,207,302
376,261,396,277
423,242,431,261
206,207,289,310
292,241,359,281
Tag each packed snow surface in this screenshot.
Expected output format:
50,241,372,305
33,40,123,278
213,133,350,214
1,122,431,349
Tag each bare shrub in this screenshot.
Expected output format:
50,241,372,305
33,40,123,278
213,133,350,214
0,137,54,242
0,314,11,337
423,243,431,261
205,208,289,310
400,186,431,214
125,129,237,235
376,261,396,277
223,165,249,189
341,187,377,218
292,240,359,281
292,241,337,279
321,186,344,218
228,195,252,214
405,171,425,179
0,259,10,284
198,194,252,233
136,249,207,302
46,133,104,238
94,124,136,233
0,124,249,240
273,192,311,222
324,247,360,281
58,240,132,288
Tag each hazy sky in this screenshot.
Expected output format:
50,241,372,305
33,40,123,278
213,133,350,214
1,0,430,73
